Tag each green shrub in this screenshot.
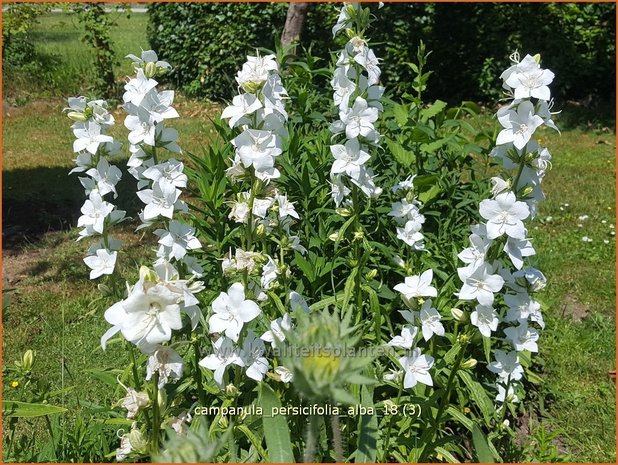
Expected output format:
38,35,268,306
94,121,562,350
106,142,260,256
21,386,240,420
147,2,615,105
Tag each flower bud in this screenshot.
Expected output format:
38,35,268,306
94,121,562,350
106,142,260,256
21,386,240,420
532,53,541,64
144,62,157,79
139,266,157,284
241,80,264,94
329,232,340,242
128,429,148,454
218,415,229,429
450,308,468,322
157,388,167,411
457,334,471,345
67,111,88,122
336,207,352,217
255,223,266,238
521,186,534,197
225,383,239,397
392,255,406,268
353,230,364,241
366,269,378,280
22,350,34,372
461,358,477,369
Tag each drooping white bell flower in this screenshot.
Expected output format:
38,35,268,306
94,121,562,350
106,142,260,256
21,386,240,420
261,313,292,348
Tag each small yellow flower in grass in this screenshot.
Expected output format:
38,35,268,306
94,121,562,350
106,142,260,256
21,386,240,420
463,407,471,415
10,381,19,388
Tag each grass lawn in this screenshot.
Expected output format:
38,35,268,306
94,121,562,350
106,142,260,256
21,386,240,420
2,10,616,463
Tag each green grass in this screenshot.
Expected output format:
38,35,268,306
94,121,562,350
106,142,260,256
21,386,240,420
2,10,616,463
526,125,616,462
4,11,149,102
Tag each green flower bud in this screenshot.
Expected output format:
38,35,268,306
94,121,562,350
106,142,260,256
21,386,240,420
521,185,534,197
144,62,157,79
241,80,264,94
255,223,266,238
157,388,167,411
533,53,541,64
225,383,239,397
67,111,88,122
128,429,148,454
329,232,340,242
450,308,468,322
461,358,477,369
353,230,364,241
22,350,34,372
336,207,352,217
366,269,378,280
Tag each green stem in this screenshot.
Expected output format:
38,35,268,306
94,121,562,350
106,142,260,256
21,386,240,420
382,372,405,462
512,155,527,194
330,414,344,462
194,338,206,406
128,343,140,387
304,414,320,463
418,343,467,462
151,372,160,457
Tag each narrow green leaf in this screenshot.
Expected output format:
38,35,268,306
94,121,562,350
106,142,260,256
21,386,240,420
356,385,378,463
458,372,494,426
236,424,268,461
259,384,295,463
435,446,461,463
445,406,473,431
483,336,492,364
3,401,67,418
471,423,493,463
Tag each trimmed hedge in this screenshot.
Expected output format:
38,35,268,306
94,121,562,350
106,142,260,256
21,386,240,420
148,2,615,104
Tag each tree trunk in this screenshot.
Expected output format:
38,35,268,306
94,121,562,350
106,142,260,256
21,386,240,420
281,2,310,55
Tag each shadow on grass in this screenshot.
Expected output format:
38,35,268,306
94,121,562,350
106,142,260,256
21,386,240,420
2,163,142,249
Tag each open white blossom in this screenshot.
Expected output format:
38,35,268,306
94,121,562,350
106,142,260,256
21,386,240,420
146,345,184,388
399,348,434,389
208,282,261,342
394,269,437,305
199,337,244,387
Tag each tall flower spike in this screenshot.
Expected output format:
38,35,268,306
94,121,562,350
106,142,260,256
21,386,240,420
66,97,125,280
329,3,384,207
455,52,558,404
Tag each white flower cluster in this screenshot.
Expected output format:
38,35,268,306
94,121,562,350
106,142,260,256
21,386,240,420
385,269,440,389
85,51,205,398
122,49,202,275
456,52,558,403
389,176,425,250
329,3,384,206
199,53,308,387
67,97,126,280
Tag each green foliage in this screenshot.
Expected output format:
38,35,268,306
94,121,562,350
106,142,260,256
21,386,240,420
147,2,615,105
